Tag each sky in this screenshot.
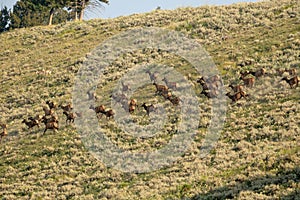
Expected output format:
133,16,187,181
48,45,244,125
1,0,260,20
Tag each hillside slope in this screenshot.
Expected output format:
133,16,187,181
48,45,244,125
0,0,299,199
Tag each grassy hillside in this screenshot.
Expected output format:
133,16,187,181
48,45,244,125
0,0,299,199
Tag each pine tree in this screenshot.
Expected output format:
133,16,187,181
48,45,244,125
10,0,69,28
40,0,71,25
8,0,109,30
0,6,10,33
10,1,46,29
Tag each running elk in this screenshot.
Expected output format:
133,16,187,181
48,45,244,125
0,124,8,143
281,76,299,88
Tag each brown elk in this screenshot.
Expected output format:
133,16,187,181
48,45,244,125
0,124,8,143
104,109,114,120
41,116,59,134
23,114,43,129
63,111,76,124
226,91,248,102
141,103,156,116
153,82,169,94
22,119,40,129
167,95,181,106
59,103,73,112
90,104,106,118
128,99,138,114
281,76,299,88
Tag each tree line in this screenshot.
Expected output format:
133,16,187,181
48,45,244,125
0,0,109,33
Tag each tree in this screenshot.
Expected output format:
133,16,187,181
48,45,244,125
71,0,109,21
39,0,71,25
0,6,10,33
10,0,69,28
8,0,109,30
10,0,53,28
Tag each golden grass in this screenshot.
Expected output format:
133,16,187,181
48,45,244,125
0,0,299,199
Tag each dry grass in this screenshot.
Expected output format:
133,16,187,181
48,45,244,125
0,0,299,199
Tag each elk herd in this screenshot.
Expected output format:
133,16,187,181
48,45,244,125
225,67,298,102
0,66,298,143
20,100,76,135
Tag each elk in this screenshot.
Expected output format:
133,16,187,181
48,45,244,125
63,111,76,124
128,105,136,114
0,124,8,143
89,104,106,117
128,99,138,114
141,103,156,116
153,82,169,94
22,119,40,129
167,95,181,106
59,103,73,112
129,99,138,107
226,91,248,102
104,109,114,120
43,121,59,134
281,76,299,88
41,117,58,134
